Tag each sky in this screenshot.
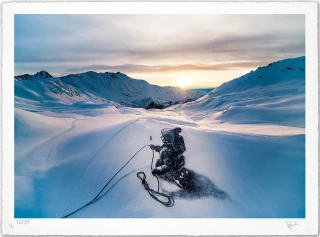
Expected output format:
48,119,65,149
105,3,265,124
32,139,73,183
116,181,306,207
15,14,305,88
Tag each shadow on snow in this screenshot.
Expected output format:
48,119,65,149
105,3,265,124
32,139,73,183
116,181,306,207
166,170,228,200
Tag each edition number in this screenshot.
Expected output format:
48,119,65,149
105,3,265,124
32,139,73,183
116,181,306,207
16,220,29,224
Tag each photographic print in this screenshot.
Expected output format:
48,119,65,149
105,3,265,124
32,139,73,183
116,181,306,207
2,2,318,236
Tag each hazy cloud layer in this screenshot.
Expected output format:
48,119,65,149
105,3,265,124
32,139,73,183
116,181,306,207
65,61,266,74
15,14,305,87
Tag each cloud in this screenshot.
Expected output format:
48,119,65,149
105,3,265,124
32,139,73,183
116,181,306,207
65,61,266,75
14,14,305,85
15,32,304,64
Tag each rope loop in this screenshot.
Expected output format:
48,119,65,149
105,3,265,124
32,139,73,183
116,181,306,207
137,147,174,207
136,171,174,207
136,171,146,182
62,144,150,218
62,144,174,218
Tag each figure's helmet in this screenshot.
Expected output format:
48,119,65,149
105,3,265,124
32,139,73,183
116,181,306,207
160,127,182,143
160,133,166,143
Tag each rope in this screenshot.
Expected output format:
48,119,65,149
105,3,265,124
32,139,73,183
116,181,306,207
62,144,150,218
136,149,174,207
150,149,160,192
137,172,174,207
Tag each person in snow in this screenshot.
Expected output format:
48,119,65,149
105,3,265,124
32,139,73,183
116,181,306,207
150,127,190,189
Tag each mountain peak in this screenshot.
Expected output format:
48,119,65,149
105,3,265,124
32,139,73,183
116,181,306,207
14,69,206,108
14,74,32,81
34,71,53,79
15,71,52,81
102,71,129,80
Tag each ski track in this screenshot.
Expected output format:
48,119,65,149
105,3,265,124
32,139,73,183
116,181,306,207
46,144,56,162
57,118,141,217
25,118,78,161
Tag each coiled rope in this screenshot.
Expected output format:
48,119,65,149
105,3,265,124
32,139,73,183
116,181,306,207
62,144,173,218
136,147,174,207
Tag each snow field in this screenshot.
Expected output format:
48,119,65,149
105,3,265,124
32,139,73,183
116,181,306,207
14,56,305,218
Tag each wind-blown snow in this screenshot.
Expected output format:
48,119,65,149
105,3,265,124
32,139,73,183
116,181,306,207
14,57,305,218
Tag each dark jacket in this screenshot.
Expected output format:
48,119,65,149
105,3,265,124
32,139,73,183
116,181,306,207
153,131,186,176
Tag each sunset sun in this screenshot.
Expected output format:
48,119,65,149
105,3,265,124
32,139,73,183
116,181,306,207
177,77,192,88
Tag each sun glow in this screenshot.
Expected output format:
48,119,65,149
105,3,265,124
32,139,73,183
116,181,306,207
176,77,192,88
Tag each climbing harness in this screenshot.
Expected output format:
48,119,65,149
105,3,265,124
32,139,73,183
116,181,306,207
62,144,173,218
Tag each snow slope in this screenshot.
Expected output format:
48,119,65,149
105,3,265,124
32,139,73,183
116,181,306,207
14,57,305,218
168,57,305,131
15,71,206,108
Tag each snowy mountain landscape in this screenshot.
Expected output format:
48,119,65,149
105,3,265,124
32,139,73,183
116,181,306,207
15,71,206,109
15,57,305,218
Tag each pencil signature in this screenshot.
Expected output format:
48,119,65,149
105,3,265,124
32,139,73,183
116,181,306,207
285,220,299,230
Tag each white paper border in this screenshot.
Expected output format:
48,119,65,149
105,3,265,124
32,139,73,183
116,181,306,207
2,2,318,235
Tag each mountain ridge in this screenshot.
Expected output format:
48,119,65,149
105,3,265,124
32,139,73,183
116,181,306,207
14,70,207,108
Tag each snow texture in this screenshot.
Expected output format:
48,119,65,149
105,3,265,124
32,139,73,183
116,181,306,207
15,57,305,218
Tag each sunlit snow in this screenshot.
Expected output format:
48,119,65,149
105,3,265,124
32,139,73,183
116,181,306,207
15,57,305,218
